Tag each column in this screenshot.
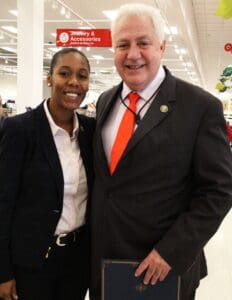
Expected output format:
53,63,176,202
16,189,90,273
17,0,44,113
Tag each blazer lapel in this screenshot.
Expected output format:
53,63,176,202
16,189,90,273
76,114,94,191
34,102,63,204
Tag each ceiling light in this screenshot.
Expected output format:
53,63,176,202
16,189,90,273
164,26,170,35
170,26,178,35
1,26,17,34
180,48,187,54
78,26,90,29
186,62,193,67
1,47,17,53
92,55,104,60
45,52,52,58
60,6,65,15
102,10,118,21
48,47,60,53
51,1,58,9
9,10,18,17
65,11,71,19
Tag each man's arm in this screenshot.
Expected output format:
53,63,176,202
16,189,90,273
155,99,232,275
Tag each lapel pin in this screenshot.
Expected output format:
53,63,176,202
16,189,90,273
80,126,84,132
160,105,169,113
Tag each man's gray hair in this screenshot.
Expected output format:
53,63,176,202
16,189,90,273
111,3,166,44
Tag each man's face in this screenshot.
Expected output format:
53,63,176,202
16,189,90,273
113,15,165,91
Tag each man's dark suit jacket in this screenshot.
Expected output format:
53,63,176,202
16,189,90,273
90,68,232,299
0,101,95,283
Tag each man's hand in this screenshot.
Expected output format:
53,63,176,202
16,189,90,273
0,279,18,300
135,249,171,285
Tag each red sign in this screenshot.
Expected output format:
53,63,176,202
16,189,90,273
56,29,112,47
224,43,232,53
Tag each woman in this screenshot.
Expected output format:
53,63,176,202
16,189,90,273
0,48,95,300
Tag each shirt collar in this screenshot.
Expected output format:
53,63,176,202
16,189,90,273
43,99,79,138
121,65,166,101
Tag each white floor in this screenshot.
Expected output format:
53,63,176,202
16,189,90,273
196,209,232,300
85,210,232,300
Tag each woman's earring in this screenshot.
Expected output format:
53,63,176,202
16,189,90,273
47,82,51,87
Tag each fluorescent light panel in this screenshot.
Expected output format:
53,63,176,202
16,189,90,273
92,55,104,60
2,26,18,34
170,26,178,35
8,10,18,17
102,10,118,20
1,47,17,53
48,47,60,53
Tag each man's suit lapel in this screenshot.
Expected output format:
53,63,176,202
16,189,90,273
34,102,63,205
100,70,174,169
96,68,177,173
125,71,177,155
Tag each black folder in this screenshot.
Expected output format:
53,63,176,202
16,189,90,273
102,259,181,300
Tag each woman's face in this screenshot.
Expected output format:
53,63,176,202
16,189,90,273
47,52,89,112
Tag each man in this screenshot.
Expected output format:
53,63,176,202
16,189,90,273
90,3,232,300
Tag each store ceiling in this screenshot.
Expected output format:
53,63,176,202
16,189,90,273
0,0,231,95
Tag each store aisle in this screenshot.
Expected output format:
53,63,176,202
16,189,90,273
85,210,232,300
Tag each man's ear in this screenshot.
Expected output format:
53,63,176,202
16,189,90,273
160,40,166,51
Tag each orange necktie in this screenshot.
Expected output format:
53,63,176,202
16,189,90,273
110,92,140,174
